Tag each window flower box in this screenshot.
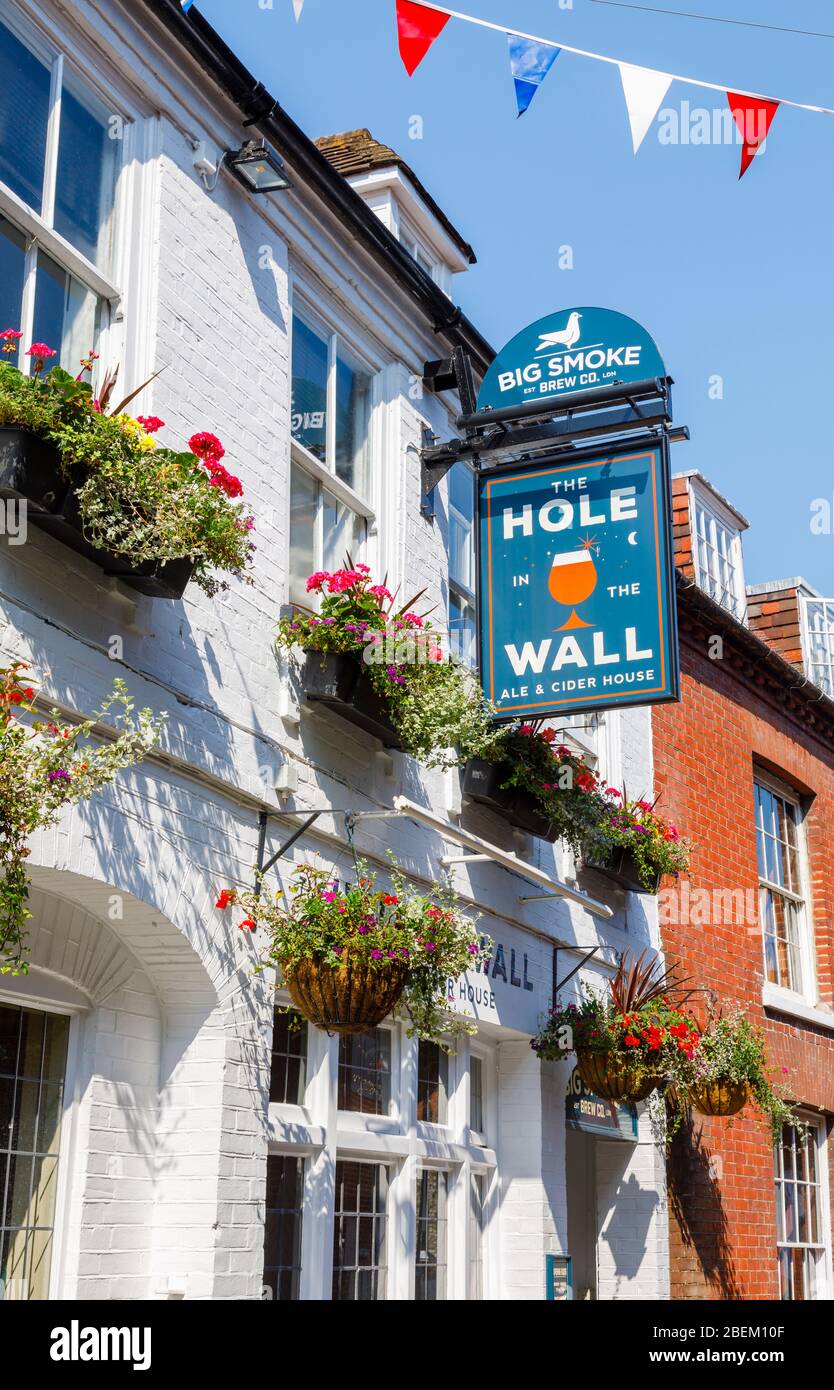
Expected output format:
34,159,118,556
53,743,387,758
462,756,558,842
582,846,661,895
0,428,193,598
301,650,402,748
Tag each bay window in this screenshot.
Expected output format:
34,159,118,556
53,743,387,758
289,306,375,605
0,13,120,369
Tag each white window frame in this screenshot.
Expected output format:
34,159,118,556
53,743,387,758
755,771,817,1009
399,219,436,278
0,5,129,368
800,595,834,699
447,460,477,667
689,480,747,622
0,987,81,1303
774,1114,832,1301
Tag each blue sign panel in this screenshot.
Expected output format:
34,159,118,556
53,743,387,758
478,442,679,719
477,306,666,411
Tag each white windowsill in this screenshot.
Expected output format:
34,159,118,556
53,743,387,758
291,440,375,521
762,983,834,1032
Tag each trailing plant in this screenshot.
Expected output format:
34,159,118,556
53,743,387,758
0,338,255,595
217,860,490,1045
472,721,690,886
531,952,699,1084
277,565,492,766
674,1006,802,1145
595,792,689,890
0,662,164,973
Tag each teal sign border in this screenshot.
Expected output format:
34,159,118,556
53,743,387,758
477,306,667,411
477,438,679,720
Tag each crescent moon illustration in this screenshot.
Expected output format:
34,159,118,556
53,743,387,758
627,531,639,546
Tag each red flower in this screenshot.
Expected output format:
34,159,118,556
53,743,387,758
203,462,243,498
189,431,225,464
541,728,557,743
624,1034,641,1047
238,917,256,932
381,894,399,906
519,724,535,736
137,415,165,433
26,342,56,360
215,889,236,909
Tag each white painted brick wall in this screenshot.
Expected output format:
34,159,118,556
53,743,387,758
0,0,669,1299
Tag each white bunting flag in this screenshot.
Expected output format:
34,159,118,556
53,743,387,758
292,0,304,20
618,62,673,153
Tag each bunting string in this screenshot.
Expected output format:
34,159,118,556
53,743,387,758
397,0,834,115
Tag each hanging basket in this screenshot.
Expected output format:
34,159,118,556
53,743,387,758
576,1049,664,1103
687,1078,750,1117
285,956,410,1034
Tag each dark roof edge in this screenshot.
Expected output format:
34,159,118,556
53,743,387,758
676,571,834,745
140,0,494,375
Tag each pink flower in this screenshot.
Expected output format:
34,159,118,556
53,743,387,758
355,563,371,574
137,415,165,433
369,584,393,602
321,891,338,903
519,724,535,736
327,569,363,594
306,571,331,592
371,949,383,960
26,342,56,359
605,787,621,799
402,612,423,627
0,328,22,355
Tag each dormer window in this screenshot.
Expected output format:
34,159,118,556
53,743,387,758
400,227,434,277
800,596,834,698
689,479,747,622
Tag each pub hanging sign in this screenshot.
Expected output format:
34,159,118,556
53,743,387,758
478,440,679,719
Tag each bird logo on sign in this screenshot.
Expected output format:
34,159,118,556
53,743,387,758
535,311,582,354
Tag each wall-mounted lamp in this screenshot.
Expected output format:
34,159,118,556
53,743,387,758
227,139,293,194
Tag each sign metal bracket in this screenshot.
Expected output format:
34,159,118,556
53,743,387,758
553,944,600,1000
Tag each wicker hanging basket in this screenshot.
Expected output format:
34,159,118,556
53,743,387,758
687,1078,750,1117
285,957,410,1034
576,1050,664,1103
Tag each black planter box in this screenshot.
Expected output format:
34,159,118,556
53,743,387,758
462,757,558,842
302,650,402,748
583,846,660,895
0,427,193,598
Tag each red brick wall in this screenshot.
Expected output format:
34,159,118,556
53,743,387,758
654,636,834,1300
746,586,804,668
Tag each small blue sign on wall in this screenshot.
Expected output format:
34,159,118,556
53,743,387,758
477,306,667,411
478,442,679,719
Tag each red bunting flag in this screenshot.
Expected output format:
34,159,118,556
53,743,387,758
396,0,450,76
727,92,780,178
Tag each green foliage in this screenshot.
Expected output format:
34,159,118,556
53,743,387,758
0,661,164,973
0,358,254,595
276,566,493,767
222,860,491,1046
680,1008,802,1145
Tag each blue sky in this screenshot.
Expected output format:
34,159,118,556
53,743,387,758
196,0,834,591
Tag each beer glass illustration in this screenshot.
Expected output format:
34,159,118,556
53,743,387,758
549,538,598,630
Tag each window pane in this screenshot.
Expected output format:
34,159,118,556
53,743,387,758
417,1042,448,1125
0,1004,69,1301
470,1056,484,1134
337,1031,391,1116
332,1161,388,1301
0,22,50,214
263,1155,303,1300
335,348,371,497
469,1172,486,1299
448,463,474,590
0,216,26,360
54,73,118,268
269,1010,307,1106
450,591,476,668
291,317,328,463
289,463,316,607
415,1169,447,1301
322,489,363,575
33,251,101,371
